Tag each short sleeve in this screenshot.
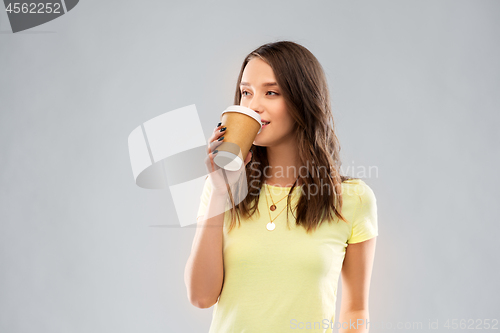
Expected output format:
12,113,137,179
197,176,213,220
347,181,379,244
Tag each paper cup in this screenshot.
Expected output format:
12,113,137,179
214,105,262,171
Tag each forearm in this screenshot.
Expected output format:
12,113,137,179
184,189,228,308
338,309,370,333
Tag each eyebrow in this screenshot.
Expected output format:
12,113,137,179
240,81,278,87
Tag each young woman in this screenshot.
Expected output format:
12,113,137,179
184,41,378,333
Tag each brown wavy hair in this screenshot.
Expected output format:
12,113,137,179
224,40,357,234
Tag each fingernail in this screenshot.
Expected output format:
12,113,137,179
217,122,222,127
217,136,224,141
212,149,218,154
220,127,226,132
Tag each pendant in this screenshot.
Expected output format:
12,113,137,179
266,222,276,231
270,204,276,211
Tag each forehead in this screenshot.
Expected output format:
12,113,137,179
240,57,277,85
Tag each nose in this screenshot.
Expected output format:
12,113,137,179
247,97,264,114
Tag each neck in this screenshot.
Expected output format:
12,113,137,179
265,138,303,187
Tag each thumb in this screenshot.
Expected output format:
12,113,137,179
243,149,253,166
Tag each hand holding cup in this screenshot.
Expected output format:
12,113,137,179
205,123,253,195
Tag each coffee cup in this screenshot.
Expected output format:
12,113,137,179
213,105,262,171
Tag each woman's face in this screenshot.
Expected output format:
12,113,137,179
239,57,295,147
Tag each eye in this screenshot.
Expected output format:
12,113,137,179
241,90,278,96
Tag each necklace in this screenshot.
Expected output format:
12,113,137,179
267,188,288,211
263,178,299,231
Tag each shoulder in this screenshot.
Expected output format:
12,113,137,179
342,179,378,243
341,178,376,205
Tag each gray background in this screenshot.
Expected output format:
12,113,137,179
1,0,499,332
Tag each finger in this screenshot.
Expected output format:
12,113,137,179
214,126,227,140
207,130,224,145
207,130,226,153
207,122,222,142
212,123,223,135
243,149,253,166
208,140,223,154
205,149,221,173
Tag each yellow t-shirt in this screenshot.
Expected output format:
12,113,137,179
196,178,378,332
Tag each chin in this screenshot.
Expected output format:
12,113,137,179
252,140,267,147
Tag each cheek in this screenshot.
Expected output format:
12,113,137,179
279,113,294,132
275,107,292,126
